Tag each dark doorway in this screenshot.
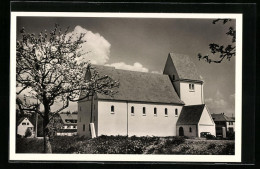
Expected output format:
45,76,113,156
179,127,184,136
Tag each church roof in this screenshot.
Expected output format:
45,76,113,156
89,65,184,105
211,113,235,122
169,53,201,81
176,104,205,125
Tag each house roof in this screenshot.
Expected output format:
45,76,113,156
86,65,184,105
59,114,78,125
17,117,34,126
211,113,235,122
169,53,201,81
176,104,205,125
17,117,26,126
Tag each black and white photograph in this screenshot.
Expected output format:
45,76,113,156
10,12,242,162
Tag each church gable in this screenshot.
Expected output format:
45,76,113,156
198,105,215,125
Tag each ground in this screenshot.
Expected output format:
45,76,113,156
16,135,234,155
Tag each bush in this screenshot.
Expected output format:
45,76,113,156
220,143,235,155
207,143,216,150
24,128,32,138
226,131,235,140
171,136,186,145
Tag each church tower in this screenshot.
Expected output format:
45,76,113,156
163,53,204,105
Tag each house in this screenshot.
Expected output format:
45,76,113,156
78,53,216,138
17,117,34,137
56,113,78,136
211,113,235,137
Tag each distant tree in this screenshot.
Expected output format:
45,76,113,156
198,19,236,63
16,24,119,153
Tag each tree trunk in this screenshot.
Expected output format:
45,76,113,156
43,133,52,153
43,100,52,153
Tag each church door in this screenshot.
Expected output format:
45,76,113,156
179,127,184,136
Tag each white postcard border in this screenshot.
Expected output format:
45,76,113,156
10,12,242,162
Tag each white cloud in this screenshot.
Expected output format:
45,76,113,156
67,25,111,65
105,62,149,72
229,93,235,100
151,70,163,74
205,90,227,108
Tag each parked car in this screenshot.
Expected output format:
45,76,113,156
200,132,211,138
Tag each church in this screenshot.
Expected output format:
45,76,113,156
77,53,216,138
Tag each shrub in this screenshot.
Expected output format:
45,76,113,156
207,143,216,150
171,136,186,145
24,128,32,138
226,131,235,140
220,143,235,155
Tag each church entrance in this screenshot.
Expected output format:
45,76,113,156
179,127,184,136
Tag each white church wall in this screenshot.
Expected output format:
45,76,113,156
97,100,128,136
77,98,98,137
198,106,216,136
180,82,203,105
128,102,182,137
176,125,197,137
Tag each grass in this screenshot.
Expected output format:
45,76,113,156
16,135,235,155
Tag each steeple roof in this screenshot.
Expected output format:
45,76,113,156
168,53,201,81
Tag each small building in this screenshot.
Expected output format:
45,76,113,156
78,53,216,138
17,117,34,137
56,113,78,136
176,104,215,137
211,113,235,137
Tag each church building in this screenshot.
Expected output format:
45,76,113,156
77,53,216,138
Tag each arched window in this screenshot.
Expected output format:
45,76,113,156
189,127,192,132
131,106,134,114
175,109,178,116
165,108,168,116
111,105,114,112
154,107,157,116
143,107,146,115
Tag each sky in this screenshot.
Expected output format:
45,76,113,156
16,16,236,117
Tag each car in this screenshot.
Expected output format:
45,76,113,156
200,132,211,138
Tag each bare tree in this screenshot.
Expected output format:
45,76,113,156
198,19,236,63
16,24,119,153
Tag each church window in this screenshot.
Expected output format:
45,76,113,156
172,75,175,80
165,108,168,116
111,105,114,112
131,106,134,114
175,109,178,116
83,124,85,131
154,107,157,116
189,83,195,91
143,107,146,116
189,127,192,132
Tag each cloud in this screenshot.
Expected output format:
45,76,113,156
229,93,235,100
105,62,149,72
151,70,163,74
67,25,111,65
205,90,227,108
